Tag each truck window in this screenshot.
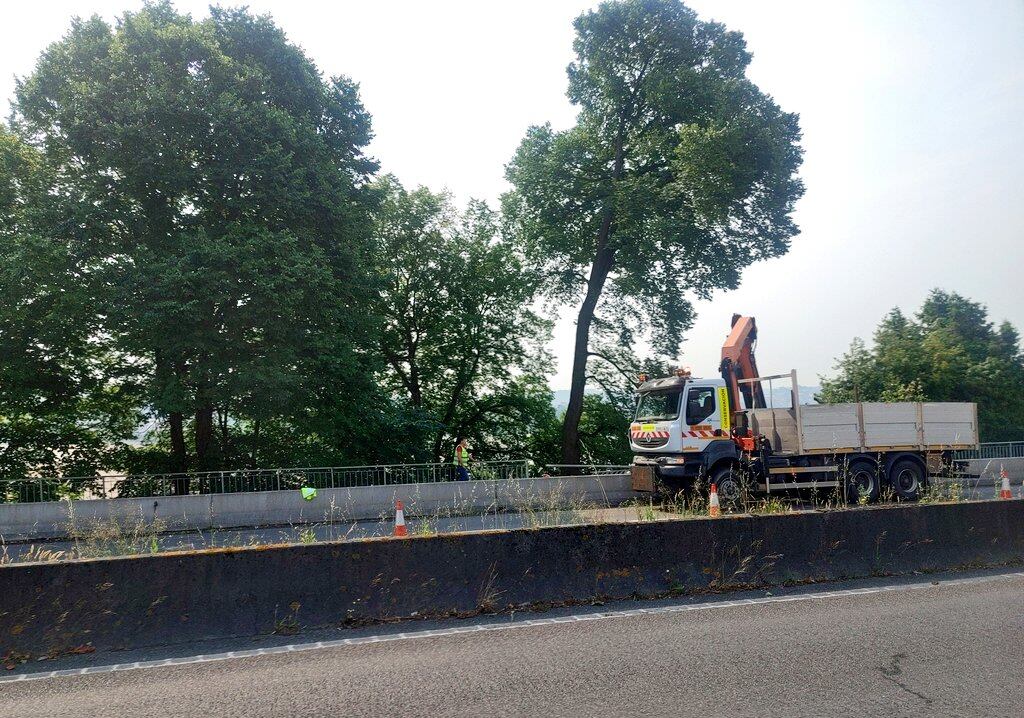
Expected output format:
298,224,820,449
686,387,716,425
635,390,681,422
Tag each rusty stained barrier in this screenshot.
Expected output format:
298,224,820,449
2,498,1023,656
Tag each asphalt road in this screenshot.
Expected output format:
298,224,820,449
4,568,1022,717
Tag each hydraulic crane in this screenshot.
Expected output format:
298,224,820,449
719,314,767,424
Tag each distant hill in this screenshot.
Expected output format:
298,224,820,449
770,384,820,407
551,388,601,413
550,384,820,413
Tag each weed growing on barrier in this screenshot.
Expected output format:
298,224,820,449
414,516,437,537
298,527,317,544
753,497,791,515
273,602,302,635
637,501,657,522
920,477,965,504
0,543,69,564
63,501,167,559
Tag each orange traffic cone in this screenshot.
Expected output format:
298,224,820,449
709,484,721,517
999,467,1012,500
393,500,408,537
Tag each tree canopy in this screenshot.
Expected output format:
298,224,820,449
373,176,553,463
2,0,816,493
819,290,1024,441
6,2,382,478
503,0,804,462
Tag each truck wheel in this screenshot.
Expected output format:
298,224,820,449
888,459,925,501
711,465,744,507
845,460,880,504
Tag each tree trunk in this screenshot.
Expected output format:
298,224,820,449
561,244,615,465
561,118,627,465
195,402,216,473
432,352,481,461
169,411,188,495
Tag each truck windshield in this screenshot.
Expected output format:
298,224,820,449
635,390,681,422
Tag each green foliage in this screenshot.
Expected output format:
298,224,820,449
0,129,141,490
502,0,804,461
819,290,1024,441
5,2,382,475
2,3,672,485
372,176,554,464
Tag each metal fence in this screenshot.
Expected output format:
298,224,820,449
0,460,531,504
545,464,631,476
954,442,1024,461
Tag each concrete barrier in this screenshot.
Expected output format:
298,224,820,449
2,499,1022,656
0,474,636,541
964,457,1024,480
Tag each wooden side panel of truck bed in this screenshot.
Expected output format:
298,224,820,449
748,402,978,454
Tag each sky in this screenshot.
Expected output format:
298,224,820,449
2,0,1022,389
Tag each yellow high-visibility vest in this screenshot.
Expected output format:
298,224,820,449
452,446,470,467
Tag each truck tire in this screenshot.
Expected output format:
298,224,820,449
711,465,744,507
888,458,925,501
845,460,880,504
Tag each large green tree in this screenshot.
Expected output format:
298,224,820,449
503,0,804,463
373,176,553,463
0,130,142,493
819,290,1024,441
8,3,380,478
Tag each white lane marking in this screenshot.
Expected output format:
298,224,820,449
3,570,1022,685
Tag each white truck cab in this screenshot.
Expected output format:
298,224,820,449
630,375,734,483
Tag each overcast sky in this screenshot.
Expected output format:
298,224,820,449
3,0,1022,388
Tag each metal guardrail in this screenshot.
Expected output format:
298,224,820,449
545,464,631,476
954,442,1024,461
0,461,531,504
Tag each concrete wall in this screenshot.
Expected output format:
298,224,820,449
2,499,1022,655
0,474,636,541
964,457,1024,480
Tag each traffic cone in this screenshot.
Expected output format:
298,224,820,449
393,500,408,537
709,484,721,517
999,467,1012,500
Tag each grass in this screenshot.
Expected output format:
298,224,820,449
0,543,68,565
6,463,1009,565
63,500,167,559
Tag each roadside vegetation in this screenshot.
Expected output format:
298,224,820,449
819,291,1024,440
0,1,1019,503
3,460,1012,565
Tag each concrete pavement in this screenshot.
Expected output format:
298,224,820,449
4,568,1022,717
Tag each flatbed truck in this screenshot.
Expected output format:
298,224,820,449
629,315,979,502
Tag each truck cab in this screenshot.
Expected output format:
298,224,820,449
630,374,737,489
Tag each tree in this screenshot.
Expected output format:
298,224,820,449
373,176,553,463
0,130,142,495
9,3,380,479
819,290,1024,441
503,0,804,463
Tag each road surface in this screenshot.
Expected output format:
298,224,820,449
4,568,1022,716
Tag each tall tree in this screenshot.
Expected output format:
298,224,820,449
503,0,804,463
0,130,142,493
373,177,552,462
819,290,1024,441
10,3,380,478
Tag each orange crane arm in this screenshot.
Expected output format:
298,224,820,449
719,314,766,420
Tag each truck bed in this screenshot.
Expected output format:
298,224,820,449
748,402,978,454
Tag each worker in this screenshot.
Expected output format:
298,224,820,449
452,437,471,481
